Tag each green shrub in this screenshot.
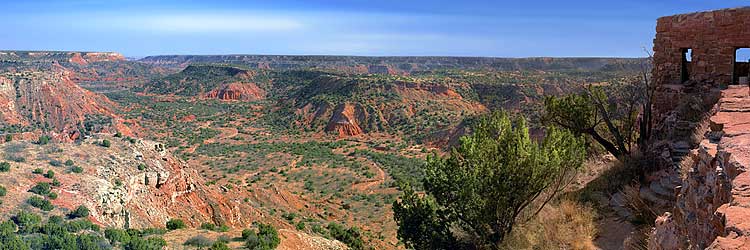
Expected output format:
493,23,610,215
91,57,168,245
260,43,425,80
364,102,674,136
166,218,186,230
282,212,297,221
138,164,146,171
328,223,364,250
47,192,57,199
5,134,12,142
69,205,90,219
0,185,6,196
101,140,111,148
13,210,41,234
27,196,54,211
0,162,10,172
44,170,55,179
244,223,280,250
200,223,215,231
393,111,586,249
210,241,231,250
64,159,74,166
29,182,51,195
32,168,43,174
37,135,51,145
124,237,167,250
242,229,254,240
71,166,84,173
105,228,131,244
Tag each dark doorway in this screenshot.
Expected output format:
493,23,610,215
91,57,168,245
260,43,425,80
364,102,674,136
681,48,692,83
734,48,750,85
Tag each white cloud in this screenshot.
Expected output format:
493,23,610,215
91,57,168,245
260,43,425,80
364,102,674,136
136,14,303,32
103,13,304,33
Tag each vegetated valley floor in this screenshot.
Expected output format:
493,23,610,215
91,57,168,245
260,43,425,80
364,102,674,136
0,52,646,249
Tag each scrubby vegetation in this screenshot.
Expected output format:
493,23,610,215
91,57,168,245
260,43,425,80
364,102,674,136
243,223,280,250
165,219,186,230
327,222,365,250
393,112,585,249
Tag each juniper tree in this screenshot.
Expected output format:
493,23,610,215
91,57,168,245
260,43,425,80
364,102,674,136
393,111,585,249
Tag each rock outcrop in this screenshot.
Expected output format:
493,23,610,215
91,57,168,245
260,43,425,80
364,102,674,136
205,82,266,101
325,103,365,137
0,135,254,229
0,70,131,140
650,86,750,249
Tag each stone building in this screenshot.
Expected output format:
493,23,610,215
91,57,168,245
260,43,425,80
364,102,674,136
654,7,750,86
648,7,750,250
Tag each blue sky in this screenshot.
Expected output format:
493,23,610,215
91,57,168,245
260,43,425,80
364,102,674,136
0,0,747,57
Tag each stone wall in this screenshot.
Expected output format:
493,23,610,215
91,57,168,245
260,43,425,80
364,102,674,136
654,7,750,87
649,86,750,249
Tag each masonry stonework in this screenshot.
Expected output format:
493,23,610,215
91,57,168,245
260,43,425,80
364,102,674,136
654,7,750,87
649,7,750,250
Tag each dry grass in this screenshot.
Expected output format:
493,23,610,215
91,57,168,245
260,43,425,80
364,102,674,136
621,184,658,226
501,199,598,250
623,227,652,250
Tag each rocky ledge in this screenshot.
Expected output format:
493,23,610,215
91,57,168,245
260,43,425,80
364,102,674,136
650,85,750,249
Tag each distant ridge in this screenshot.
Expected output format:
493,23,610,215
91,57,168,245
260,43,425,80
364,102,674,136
139,54,648,72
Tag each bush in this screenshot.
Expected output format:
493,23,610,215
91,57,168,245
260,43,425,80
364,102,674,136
200,223,216,231
49,160,62,167
47,192,57,199
166,218,186,230
69,205,90,219
5,134,12,142
124,237,167,250
328,223,364,250
71,166,84,173
184,235,213,248
0,185,6,196
44,170,55,178
244,223,280,250
37,135,51,145
13,210,42,234
29,182,51,195
64,159,74,166
393,111,586,249
32,168,43,174
0,162,10,172
242,228,254,239
210,241,231,250
101,140,111,148
105,228,131,244
27,196,54,211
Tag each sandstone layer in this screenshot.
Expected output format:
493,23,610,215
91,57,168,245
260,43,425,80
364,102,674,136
205,82,266,101
0,70,131,140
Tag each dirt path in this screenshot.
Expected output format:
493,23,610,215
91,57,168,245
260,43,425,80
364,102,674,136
351,162,386,192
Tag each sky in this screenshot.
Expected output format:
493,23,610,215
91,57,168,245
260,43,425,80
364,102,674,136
0,0,748,58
